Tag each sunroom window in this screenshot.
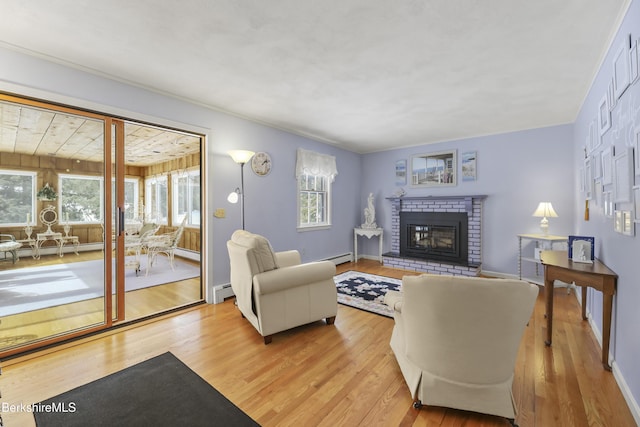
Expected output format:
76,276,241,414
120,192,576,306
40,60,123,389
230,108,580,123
0,169,36,226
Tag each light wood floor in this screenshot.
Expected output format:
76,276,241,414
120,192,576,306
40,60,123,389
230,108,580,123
0,260,636,426
0,251,202,355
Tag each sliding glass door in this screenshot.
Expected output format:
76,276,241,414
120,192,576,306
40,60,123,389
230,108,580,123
0,95,109,356
0,94,204,358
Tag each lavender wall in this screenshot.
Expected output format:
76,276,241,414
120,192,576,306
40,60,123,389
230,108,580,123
573,1,640,419
360,125,575,275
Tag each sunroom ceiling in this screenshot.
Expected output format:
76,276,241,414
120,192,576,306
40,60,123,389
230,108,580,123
0,101,200,167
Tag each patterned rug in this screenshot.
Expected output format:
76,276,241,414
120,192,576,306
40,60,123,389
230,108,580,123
334,271,402,317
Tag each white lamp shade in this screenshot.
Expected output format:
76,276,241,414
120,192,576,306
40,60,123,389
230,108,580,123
532,202,558,218
228,150,255,164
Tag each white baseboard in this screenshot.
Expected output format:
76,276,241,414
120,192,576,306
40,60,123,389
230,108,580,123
325,252,353,264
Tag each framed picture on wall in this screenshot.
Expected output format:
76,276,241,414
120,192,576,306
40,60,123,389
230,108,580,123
622,211,634,236
395,159,407,185
635,127,640,177
598,94,611,135
584,157,593,200
613,40,631,99
631,40,639,84
615,210,623,233
603,191,614,218
634,186,640,223
614,147,633,203
601,147,613,185
411,150,457,187
461,151,477,181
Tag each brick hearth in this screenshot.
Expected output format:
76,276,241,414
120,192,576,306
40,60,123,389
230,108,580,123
383,195,486,276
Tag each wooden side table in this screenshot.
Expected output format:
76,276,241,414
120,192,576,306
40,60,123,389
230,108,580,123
540,250,617,370
354,228,383,263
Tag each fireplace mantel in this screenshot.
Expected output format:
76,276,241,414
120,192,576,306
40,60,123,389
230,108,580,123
386,195,487,214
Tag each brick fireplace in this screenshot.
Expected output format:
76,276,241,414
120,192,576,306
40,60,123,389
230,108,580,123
383,195,486,276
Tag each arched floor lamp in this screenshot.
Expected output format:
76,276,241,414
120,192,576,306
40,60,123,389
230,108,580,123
227,150,255,230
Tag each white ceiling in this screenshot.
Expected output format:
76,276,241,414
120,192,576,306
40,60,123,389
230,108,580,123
0,1,631,153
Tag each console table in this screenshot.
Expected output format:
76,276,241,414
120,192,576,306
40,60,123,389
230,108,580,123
540,250,617,370
517,233,567,284
35,232,79,259
354,228,383,263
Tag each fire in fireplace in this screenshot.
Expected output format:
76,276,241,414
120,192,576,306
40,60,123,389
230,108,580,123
400,212,468,265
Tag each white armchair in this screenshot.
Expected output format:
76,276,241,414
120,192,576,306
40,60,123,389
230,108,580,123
146,218,186,273
0,234,21,264
384,274,538,426
227,230,338,344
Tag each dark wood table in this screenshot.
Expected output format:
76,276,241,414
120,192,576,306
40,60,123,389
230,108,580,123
540,250,617,370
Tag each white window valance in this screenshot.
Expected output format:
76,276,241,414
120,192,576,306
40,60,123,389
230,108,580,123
295,148,338,183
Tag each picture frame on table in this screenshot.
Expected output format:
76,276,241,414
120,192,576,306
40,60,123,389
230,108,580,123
568,235,595,264
411,150,456,187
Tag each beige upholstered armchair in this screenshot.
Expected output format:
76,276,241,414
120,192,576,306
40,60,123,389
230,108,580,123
384,274,538,426
227,230,338,344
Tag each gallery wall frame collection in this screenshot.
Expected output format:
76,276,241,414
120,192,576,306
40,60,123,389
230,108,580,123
584,33,640,236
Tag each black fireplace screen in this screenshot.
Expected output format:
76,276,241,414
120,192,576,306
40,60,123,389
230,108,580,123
400,212,468,265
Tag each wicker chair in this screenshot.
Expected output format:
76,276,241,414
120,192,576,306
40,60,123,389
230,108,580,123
0,234,22,264
146,217,187,274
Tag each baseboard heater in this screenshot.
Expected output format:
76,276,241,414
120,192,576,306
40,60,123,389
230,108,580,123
324,252,353,265
213,283,234,304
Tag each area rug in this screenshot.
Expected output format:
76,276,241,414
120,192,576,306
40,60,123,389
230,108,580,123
33,352,260,427
334,271,402,318
0,257,200,316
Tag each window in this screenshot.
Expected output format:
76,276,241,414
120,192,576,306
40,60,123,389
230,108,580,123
172,169,200,227
298,174,330,228
59,174,103,222
295,149,338,230
0,169,36,225
111,178,140,220
145,175,168,224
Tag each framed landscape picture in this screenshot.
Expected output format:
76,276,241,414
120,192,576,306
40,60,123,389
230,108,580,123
395,159,407,185
411,150,457,187
461,151,477,181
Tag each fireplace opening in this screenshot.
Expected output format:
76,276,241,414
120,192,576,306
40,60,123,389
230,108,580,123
400,212,468,265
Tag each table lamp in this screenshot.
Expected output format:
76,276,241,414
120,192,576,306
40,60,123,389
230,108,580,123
532,202,558,235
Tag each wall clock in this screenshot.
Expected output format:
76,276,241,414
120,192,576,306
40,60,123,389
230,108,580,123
251,152,272,176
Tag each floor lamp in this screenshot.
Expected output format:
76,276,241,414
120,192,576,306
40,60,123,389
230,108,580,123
227,150,255,230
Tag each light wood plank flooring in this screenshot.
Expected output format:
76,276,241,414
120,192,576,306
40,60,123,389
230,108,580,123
0,260,636,426
0,251,202,355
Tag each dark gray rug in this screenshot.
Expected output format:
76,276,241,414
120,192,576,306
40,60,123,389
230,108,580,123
334,271,401,318
33,352,259,427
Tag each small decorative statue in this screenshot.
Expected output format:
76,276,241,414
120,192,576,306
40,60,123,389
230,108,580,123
361,193,377,229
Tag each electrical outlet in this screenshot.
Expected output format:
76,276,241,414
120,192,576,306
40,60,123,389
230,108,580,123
214,208,226,218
